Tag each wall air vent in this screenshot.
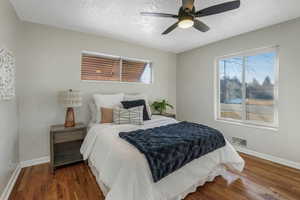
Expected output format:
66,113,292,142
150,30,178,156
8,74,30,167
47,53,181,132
231,137,247,147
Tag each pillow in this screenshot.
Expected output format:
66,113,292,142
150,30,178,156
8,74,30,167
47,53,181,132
100,107,113,123
121,99,150,121
113,106,144,125
93,93,124,123
88,101,97,123
124,93,152,118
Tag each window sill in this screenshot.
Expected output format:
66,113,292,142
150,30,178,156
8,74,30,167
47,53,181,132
215,118,278,131
81,80,152,85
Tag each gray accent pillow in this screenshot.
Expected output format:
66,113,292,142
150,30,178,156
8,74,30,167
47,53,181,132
113,106,144,125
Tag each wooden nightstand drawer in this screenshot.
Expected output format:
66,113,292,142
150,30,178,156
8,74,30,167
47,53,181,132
54,130,85,144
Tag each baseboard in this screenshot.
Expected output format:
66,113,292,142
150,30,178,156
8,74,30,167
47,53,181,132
235,146,300,170
20,156,50,168
0,164,21,200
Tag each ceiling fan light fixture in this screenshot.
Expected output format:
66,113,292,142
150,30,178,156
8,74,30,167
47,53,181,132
178,19,194,29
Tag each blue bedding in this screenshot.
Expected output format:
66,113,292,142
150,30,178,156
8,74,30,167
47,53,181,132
119,121,226,182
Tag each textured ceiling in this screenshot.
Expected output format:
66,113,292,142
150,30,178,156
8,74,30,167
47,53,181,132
10,0,300,53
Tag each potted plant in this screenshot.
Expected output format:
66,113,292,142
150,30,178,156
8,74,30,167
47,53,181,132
151,99,174,114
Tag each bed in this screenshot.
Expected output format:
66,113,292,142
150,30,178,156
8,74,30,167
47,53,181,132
80,115,244,200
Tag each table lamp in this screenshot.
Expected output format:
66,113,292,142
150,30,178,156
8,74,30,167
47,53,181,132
58,89,82,127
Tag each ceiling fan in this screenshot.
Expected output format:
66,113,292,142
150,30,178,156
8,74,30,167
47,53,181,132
141,0,241,35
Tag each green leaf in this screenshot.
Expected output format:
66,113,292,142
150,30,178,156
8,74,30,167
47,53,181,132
151,99,174,114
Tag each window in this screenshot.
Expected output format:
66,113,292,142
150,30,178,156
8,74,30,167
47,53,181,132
81,52,152,84
216,47,278,128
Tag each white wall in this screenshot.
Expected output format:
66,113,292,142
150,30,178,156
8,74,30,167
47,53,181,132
18,22,177,162
177,18,300,163
0,0,20,195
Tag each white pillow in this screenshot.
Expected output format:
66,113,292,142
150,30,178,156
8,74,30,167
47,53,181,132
88,101,97,123
124,93,152,119
93,93,124,123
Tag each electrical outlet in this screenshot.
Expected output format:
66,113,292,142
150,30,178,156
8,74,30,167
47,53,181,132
231,137,247,147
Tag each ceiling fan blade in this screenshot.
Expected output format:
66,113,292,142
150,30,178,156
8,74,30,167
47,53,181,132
162,22,179,35
195,0,240,17
141,12,178,18
193,19,210,32
182,0,194,11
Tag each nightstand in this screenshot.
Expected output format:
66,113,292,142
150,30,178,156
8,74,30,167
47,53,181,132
156,113,176,119
50,123,87,173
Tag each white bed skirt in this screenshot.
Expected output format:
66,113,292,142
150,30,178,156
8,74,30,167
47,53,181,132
88,158,227,200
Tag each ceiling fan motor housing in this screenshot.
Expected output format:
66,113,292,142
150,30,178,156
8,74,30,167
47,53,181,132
178,7,195,22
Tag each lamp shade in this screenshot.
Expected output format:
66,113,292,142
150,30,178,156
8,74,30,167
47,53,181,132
58,89,82,108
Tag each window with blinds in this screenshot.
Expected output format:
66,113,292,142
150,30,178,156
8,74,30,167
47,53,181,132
81,52,152,84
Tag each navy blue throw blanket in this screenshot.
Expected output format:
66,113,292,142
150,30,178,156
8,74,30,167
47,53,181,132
119,121,226,182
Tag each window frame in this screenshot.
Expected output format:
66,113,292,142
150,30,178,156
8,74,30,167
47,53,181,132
214,46,279,129
81,51,153,84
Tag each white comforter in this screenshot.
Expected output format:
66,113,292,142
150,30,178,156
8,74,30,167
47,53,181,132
81,116,244,200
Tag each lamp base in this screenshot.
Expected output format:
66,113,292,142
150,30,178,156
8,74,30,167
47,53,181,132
65,107,75,128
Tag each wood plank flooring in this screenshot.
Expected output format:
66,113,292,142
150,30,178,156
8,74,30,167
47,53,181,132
9,153,300,200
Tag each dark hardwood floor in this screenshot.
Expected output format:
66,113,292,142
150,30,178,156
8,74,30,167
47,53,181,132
9,153,300,200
